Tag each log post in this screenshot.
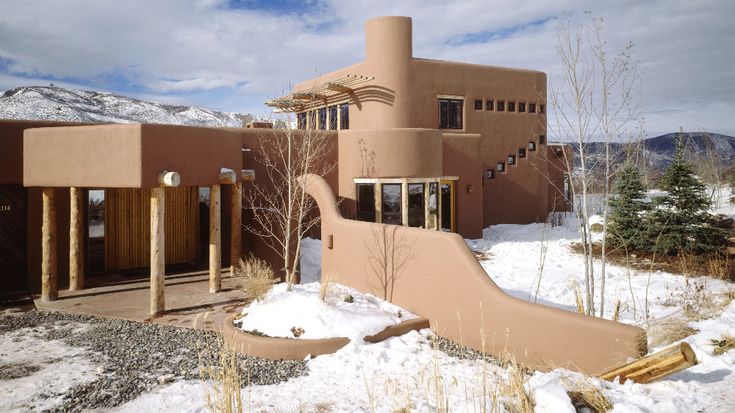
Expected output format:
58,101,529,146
230,181,242,274
150,186,165,315
209,184,221,292
41,188,58,301
599,342,698,384
69,187,84,290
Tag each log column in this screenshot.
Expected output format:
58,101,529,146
69,187,84,290
230,181,242,274
41,188,58,301
150,187,165,315
209,184,221,292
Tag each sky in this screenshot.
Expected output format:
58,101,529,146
0,0,733,138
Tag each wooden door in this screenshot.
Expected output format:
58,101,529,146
105,187,199,272
0,185,28,294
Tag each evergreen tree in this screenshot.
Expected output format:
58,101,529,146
607,163,651,250
729,162,735,204
653,136,721,254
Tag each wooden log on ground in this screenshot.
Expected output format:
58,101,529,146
599,342,697,384
69,187,84,290
150,187,165,315
230,181,242,274
209,184,221,292
41,188,58,301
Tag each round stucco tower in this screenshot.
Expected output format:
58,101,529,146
363,16,413,129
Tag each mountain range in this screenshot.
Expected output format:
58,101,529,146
0,86,256,127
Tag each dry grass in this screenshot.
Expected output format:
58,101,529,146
647,316,699,348
567,278,586,314
496,350,535,413
235,255,276,303
319,272,333,302
565,377,612,413
711,333,735,356
197,335,244,413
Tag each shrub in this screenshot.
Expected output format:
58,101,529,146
235,255,276,302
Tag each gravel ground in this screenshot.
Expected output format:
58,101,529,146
0,310,308,412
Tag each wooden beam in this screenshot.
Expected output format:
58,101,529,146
69,187,84,290
150,187,165,315
209,184,221,292
230,181,242,274
326,83,353,94
157,171,181,187
219,168,237,184
41,188,57,301
599,342,698,384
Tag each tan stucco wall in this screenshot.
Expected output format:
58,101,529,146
304,174,646,374
442,133,483,238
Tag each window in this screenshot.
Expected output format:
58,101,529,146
539,135,546,145
507,101,516,112
497,162,505,172
496,100,505,112
439,98,463,129
381,184,402,225
519,102,526,113
297,112,306,130
328,105,338,130
519,148,526,158
528,103,536,113
356,184,376,222
474,99,483,110
308,111,316,129
563,174,571,202
485,169,495,179
539,104,545,114
340,103,349,129
318,107,327,130
427,182,439,230
528,141,536,151
440,181,454,232
508,155,516,165
408,183,425,227
486,100,494,111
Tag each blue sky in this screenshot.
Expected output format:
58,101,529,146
0,0,733,137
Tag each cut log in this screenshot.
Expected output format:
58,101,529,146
209,184,221,292
157,171,180,187
150,187,165,315
241,169,255,182
219,168,237,184
230,181,242,274
41,188,58,301
69,187,84,290
599,342,697,384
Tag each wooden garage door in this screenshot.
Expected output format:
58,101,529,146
105,187,199,272
0,185,27,294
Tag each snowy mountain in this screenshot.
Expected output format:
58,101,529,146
0,86,256,127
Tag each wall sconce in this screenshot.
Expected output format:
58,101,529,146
466,184,473,194
485,169,495,179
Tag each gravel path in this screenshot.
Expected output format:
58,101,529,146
0,310,308,412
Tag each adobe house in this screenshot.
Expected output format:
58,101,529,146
267,16,569,239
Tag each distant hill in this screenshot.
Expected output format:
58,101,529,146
0,86,257,127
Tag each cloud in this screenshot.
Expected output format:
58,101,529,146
0,0,732,136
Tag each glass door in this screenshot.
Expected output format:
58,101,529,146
439,181,455,232
88,189,105,273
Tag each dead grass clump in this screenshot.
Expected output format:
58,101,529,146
567,278,586,314
235,255,276,303
497,350,535,413
647,317,699,348
565,377,612,413
197,336,244,413
711,334,735,356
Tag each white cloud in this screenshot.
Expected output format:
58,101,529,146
0,0,732,136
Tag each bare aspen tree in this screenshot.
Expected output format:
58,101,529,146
245,120,335,290
366,224,414,302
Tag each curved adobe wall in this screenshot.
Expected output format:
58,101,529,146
338,128,442,200
301,174,647,375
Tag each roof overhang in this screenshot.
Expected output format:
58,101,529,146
265,74,374,112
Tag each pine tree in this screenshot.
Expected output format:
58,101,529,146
607,163,651,250
729,162,735,204
653,135,721,254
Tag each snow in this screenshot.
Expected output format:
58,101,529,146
237,282,416,341
299,237,322,284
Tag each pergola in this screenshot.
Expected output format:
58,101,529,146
265,74,373,112
23,123,249,315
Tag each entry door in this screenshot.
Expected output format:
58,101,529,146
0,185,28,294
439,180,455,232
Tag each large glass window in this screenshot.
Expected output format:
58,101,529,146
439,98,463,129
356,183,376,222
308,111,316,129
296,112,306,129
427,182,438,230
318,107,327,130
339,103,349,129
328,105,338,130
88,189,105,273
407,183,425,227
381,184,402,225
440,182,454,232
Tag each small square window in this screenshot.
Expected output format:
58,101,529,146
539,135,546,145
508,101,516,112
519,102,526,113
528,141,536,151
528,103,536,113
486,100,494,111
474,99,483,110
497,101,505,111
497,162,505,172
519,148,526,158
485,169,495,179
508,155,516,165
